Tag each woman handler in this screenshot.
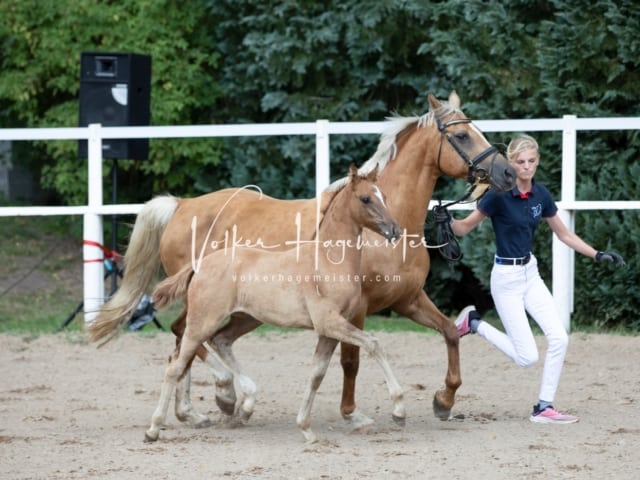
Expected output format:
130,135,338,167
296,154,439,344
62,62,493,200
448,134,624,424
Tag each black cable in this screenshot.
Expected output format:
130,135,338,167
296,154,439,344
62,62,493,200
0,240,60,298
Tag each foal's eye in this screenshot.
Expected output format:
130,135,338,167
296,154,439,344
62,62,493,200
360,196,371,204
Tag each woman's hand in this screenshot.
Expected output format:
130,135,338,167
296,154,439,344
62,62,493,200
595,251,625,266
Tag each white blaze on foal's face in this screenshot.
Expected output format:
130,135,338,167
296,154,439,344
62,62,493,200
372,185,386,208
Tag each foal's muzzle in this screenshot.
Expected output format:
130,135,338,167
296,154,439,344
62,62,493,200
381,223,402,241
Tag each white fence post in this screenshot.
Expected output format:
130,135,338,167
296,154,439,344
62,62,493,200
83,124,105,323
315,120,330,195
553,115,577,331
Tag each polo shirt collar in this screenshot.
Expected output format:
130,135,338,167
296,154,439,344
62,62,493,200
510,179,537,199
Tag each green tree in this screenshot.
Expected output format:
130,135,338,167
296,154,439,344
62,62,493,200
203,0,439,198
1,0,638,328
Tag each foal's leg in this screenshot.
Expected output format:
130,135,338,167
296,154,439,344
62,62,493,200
175,313,261,424
296,335,339,443
172,309,215,427
209,313,262,421
393,291,461,420
145,335,202,442
202,336,258,424
318,314,406,427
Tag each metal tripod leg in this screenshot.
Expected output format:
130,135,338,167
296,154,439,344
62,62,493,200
58,267,116,331
59,300,85,330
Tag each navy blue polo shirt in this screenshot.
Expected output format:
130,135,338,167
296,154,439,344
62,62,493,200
477,181,558,258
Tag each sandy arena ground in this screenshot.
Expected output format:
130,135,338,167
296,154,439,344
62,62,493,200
1,330,638,479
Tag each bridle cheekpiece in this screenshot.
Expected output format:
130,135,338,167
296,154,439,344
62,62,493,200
435,116,499,185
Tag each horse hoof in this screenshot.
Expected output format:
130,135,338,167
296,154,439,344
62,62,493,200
144,431,159,443
301,429,317,444
177,410,212,428
216,396,237,416
343,410,375,432
238,408,254,424
432,396,452,421
193,416,213,429
392,414,406,427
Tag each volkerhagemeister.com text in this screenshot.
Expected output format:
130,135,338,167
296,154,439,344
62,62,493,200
231,273,402,284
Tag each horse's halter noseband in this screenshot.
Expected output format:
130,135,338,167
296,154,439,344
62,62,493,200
435,116,499,185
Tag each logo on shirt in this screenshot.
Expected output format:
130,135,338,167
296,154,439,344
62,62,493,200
531,203,542,218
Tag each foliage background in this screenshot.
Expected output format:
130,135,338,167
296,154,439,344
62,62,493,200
1,0,638,329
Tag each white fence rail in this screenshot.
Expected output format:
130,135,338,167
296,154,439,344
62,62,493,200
1,116,640,329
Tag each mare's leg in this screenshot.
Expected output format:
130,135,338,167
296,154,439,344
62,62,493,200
210,313,262,422
145,335,202,442
338,312,375,430
296,335,339,443
393,290,461,420
318,313,406,427
172,309,215,427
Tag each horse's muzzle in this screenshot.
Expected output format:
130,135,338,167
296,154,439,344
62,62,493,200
484,152,516,192
382,223,402,242
492,163,517,192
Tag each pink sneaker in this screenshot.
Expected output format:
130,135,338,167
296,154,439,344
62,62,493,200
454,305,477,337
529,405,579,424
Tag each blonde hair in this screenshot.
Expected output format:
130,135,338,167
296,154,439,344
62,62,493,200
507,134,539,163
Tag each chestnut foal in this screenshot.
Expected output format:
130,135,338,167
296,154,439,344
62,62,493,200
146,165,402,443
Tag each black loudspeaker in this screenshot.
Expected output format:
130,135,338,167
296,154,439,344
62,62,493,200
78,52,151,159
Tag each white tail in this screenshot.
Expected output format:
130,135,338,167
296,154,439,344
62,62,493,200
86,195,178,345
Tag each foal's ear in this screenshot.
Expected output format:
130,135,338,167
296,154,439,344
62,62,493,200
348,163,359,182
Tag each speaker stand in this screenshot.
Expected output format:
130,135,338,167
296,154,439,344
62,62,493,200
108,159,119,295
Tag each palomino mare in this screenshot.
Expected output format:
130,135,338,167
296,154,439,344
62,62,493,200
145,166,402,442
88,91,516,430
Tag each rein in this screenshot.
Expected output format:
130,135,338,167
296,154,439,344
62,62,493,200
427,197,468,272
428,183,492,271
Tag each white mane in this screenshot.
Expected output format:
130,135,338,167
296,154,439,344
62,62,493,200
325,103,461,192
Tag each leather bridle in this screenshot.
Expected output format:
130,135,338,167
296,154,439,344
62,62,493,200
435,117,499,185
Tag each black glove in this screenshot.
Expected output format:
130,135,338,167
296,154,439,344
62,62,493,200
595,251,625,266
432,205,452,225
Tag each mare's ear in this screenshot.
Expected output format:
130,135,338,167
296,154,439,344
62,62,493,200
427,93,441,111
448,90,461,108
365,165,379,182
